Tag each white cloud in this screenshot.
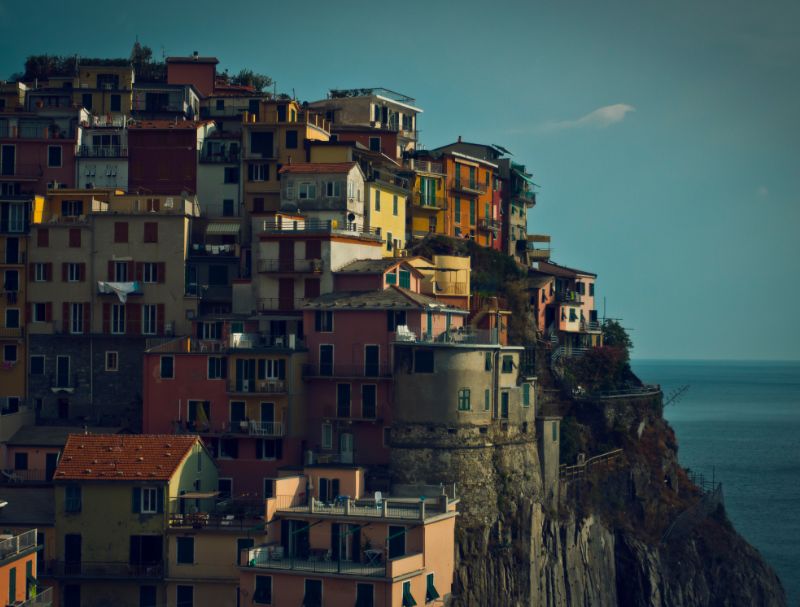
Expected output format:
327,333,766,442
540,104,636,132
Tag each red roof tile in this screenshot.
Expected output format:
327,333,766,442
54,434,201,481
279,162,357,175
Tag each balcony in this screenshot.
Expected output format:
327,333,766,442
394,327,499,346
199,149,241,164
273,494,449,521
556,290,583,304
412,160,444,175
241,546,388,578
258,219,382,242
46,560,164,580
411,192,444,211
228,379,287,395
448,179,486,196
189,243,240,257
478,218,500,234
513,188,536,206
76,145,128,158
321,404,380,422
168,512,264,530
302,363,392,380
17,586,53,607
580,320,602,333
0,529,37,562
257,258,323,274
526,246,551,261
0,326,23,338
257,297,307,312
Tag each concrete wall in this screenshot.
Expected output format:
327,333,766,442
365,182,406,255
196,164,242,218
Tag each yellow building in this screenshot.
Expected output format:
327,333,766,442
0,81,27,112
52,434,218,607
72,65,134,118
408,156,447,242
242,100,330,214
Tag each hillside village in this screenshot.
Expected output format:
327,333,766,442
0,49,623,607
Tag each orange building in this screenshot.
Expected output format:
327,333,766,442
0,529,50,606
238,465,457,607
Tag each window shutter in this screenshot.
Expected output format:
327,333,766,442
156,487,164,513
276,439,283,460
255,440,263,459
62,263,67,282
136,263,143,282
107,261,114,280
26,303,31,322
45,303,52,322
62,303,69,333
278,359,286,380
127,261,134,280
221,358,227,379
332,479,340,497
157,304,165,335
79,263,86,282
83,302,90,334
257,359,266,380
132,487,141,513
28,263,34,281
102,303,110,333
157,262,166,283
45,263,52,281
127,303,141,335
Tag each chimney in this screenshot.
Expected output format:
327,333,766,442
457,135,462,143
192,51,199,61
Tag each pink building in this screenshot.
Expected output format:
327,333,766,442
301,259,468,468
239,465,457,607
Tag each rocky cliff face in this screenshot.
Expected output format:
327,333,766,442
390,387,786,606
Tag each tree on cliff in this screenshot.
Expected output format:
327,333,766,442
230,69,273,92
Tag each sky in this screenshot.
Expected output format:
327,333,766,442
1,0,798,360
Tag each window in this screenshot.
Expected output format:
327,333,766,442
589,283,595,296
314,311,333,332
336,383,351,418
139,586,157,607
66,263,81,282
114,222,128,243
325,181,341,197
250,132,274,157
522,383,531,407
220,439,238,459
3,344,17,363
386,310,406,331
160,355,174,379
386,232,393,252
303,580,321,607
263,478,274,499
285,130,298,149
30,355,45,375
393,194,398,216
454,196,461,222
65,484,81,513
485,352,492,371
224,167,240,183
484,389,491,411
140,487,158,513
256,439,282,460
142,263,159,283
70,303,83,334
298,182,316,199
248,163,268,182
208,356,227,379
142,304,157,335
458,388,471,411
34,264,48,282
14,452,27,470
362,385,377,419
218,479,233,500
254,576,272,604
111,304,125,334
223,199,235,217
105,351,118,371
176,537,194,564
55,355,70,388
426,573,440,602
386,273,396,285
3,269,18,292
143,222,158,243
48,145,62,167
64,585,80,607
5,308,19,329
413,349,434,373
176,585,193,607
402,581,416,607
110,94,121,112
374,189,380,211
37,228,49,247
398,270,410,289
319,345,333,376
501,355,514,373
216,99,225,111
369,136,381,152
356,583,374,607
321,423,332,450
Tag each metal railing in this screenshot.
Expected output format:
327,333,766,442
273,494,445,521
17,586,53,607
76,145,128,157
242,547,385,578
0,326,23,338
478,218,500,233
580,320,602,332
412,160,444,175
560,449,624,482
228,379,287,394
46,560,164,579
555,290,583,304
396,327,499,346
257,259,323,273
513,188,536,205
302,363,392,379
168,512,264,530
0,468,50,483
412,192,444,210
448,179,486,195
248,421,285,437
0,529,36,561
259,219,381,240
199,150,241,163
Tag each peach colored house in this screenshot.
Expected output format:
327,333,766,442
239,465,456,607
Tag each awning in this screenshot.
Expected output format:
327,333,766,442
206,222,241,235
512,167,539,187
178,491,219,499
97,281,141,303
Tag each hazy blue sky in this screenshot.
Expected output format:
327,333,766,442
1,0,798,360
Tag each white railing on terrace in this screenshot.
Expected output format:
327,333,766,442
0,529,37,561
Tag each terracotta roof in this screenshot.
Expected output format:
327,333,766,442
128,120,212,130
336,258,424,276
535,260,597,278
279,162,357,175
54,434,200,481
302,286,467,313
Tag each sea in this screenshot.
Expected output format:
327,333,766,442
631,359,800,606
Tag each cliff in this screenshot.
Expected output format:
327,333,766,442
390,369,786,607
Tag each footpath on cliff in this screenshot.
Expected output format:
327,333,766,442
400,236,787,607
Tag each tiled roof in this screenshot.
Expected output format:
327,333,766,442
7,425,122,447
128,120,212,130
536,261,597,278
336,258,422,275
54,434,200,482
302,286,467,313
279,162,357,175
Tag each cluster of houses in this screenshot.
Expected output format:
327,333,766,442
0,52,602,607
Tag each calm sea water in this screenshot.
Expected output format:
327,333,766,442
631,360,800,605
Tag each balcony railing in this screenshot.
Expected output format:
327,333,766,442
448,179,486,195
412,192,444,210
395,327,499,346
199,150,241,163
76,145,128,158
580,320,602,332
412,160,444,175
321,404,379,422
0,468,50,483
17,586,53,607
248,421,284,437
0,529,36,561
478,218,500,233
257,298,307,312
513,188,536,205
46,560,164,579
168,512,264,530
242,547,386,578
258,219,381,241
0,326,23,338
228,379,287,394
302,363,392,379
556,290,583,304
257,259,323,273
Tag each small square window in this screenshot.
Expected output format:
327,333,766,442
30,355,45,375
105,351,118,372
457,388,471,411
176,537,194,564
501,355,514,373
48,145,62,168
160,355,174,379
